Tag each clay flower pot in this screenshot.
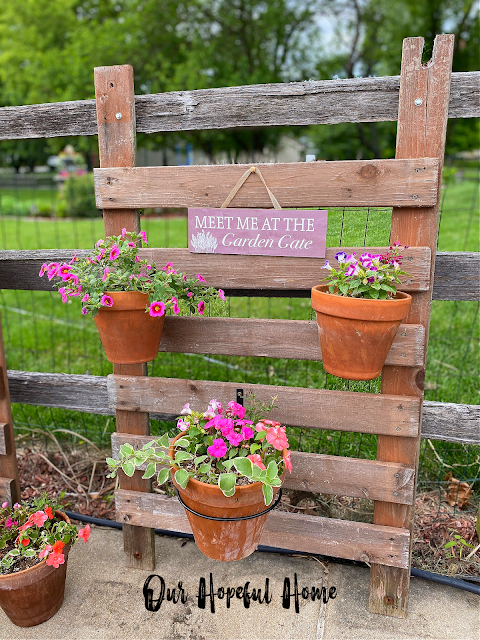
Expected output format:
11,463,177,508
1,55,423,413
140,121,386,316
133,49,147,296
0,512,71,627
94,291,165,364
169,435,281,562
311,285,412,381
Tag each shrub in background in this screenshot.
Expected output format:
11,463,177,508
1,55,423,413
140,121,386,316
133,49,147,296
56,173,99,218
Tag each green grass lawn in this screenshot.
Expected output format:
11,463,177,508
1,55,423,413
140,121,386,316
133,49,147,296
0,175,478,490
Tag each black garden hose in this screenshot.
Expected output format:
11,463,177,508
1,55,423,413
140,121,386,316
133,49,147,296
65,510,480,596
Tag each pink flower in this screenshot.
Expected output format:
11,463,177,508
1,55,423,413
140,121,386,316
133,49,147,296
170,297,180,315
181,403,192,415
47,262,60,280
58,287,68,304
283,450,293,473
149,301,166,317
81,307,90,315
177,418,189,431
109,245,120,260
247,454,266,470
58,264,71,279
78,524,91,542
140,231,148,244
39,544,52,560
196,274,206,283
102,267,109,282
46,551,65,568
32,510,48,527
162,262,174,271
95,239,104,248
39,263,48,277
197,301,205,315
5,517,17,529
100,295,114,307
65,274,79,286
266,425,289,451
182,274,187,282
134,255,140,263
121,228,127,238
128,242,136,248
218,289,225,301
1,501,8,508
81,294,89,303
225,430,243,446
187,292,193,298
241,426,254,440
227,401,246,419
97,248,106,259
207,438,227,458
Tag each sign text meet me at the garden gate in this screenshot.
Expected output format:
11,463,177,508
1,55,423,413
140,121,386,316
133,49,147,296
188,209,328,258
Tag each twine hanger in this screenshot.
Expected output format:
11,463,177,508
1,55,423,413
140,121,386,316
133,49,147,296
221,166,282,210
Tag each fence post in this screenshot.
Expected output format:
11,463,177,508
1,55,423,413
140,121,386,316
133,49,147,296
94,65,155,570
369,34,454,617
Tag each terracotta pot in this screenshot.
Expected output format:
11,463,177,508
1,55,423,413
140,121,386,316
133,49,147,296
94,291,165,364
169,435,282,562
311,285,412,381
0,511,71,627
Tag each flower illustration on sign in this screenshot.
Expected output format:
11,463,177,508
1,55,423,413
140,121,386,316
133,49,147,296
191,231,218,253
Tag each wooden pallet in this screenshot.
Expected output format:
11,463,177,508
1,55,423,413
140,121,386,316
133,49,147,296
91,35,455,617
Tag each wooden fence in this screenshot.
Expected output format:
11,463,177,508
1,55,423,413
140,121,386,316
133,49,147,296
0,34,478,618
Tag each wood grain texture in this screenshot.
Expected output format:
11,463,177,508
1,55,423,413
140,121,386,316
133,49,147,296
115,489,411,569
94,159,439,209
0,321,20,504
158,317,425,368
0,477,14,507
95,64,155,570
0,423,8,456
107,374,421,437
0,249,474,301
111,434,415,505
8,370,478,445
371,34,455,618
0,72,477,141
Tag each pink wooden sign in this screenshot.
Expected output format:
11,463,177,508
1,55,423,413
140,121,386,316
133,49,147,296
188,208,328,258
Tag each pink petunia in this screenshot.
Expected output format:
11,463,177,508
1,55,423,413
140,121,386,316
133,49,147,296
134,255,140,263
140,231,148,244
32,511,48,527
170,297,180,315
46,551,65,568
247,454,266,470
149,301,166,317
121,228,127,238
39,263,48,277
81,294,89,303
266,425,289,451
47,262,60,280
218,289,225,301
58,264,71,279
109,245,120,260
207,438,227,458
197,301,205,315
100,295,114,307
78,524,91,542
58,287,68,304
102,267,109,282
81,307,90,315
162,262,174,271
187,292,193,298
128,242,136,248
196,274,206,283
5,517,17,529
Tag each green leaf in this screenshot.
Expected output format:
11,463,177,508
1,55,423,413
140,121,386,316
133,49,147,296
24,549,36,557
142,462,156,479
106,457,117,467
174,437,190,448
266,460,278,482
157,434,170,448
233,457,253,477
120,443,134,456
228,447,238,459
255,430,267,441
123,462,135,477
249,443,261,453
218,473,236,496
156,468,170,485
9,548,20,556
174,468,190,489
262,484,273,506
175,451,193,463
198,463,211,474
194,455,207,465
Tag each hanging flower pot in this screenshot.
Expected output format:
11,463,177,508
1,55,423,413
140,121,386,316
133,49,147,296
107,397,291,562
94,291,164,364
311,285,412,380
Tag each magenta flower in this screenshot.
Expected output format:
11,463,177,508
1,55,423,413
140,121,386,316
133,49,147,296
149,301,166,317
47,262,60,280
241,426,254,440
196,274,206,283
225,430,243,446
109,245,120,260
5,517,17,529
134,255,140,263
218,289,225,301
2,502,8,508
140,231,148,244
39,263,48,277
345,263,359,277
81,307,90,315
65,273,79,286
95,239,104,248
58,264,71,279
58,287,68,304
183,274,187,282
128,242,136,248
187,292,193,298
102,267,109,282
207,438,227,458
170,296,180,315
162,262,174,271
197,301,205,315
81,294,89,303
121,228,127,238
227,401,246,419
100,295,114,307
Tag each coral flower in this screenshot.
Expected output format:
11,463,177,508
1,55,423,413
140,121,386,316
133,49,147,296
109,245,120,260
266,425,289,451
39,544,52,560
247,454,266,470
52,540,65,553
46,551,65,568
207,439,227,458
283,450,293,473
100,295,114,307
78,524,91,542
32,510,48,527
45,507,53,519
149,301,166,317
21,538,30,546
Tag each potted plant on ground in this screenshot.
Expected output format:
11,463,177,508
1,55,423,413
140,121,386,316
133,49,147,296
107,396,292,561
311,243,412,380
0,494,90,627
39,230,224,364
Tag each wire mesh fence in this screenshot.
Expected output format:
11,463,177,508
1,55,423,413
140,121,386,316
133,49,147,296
0,161,478,527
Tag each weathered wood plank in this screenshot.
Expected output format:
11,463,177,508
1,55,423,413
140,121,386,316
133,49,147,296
0,423,8,456
0,246,433,294
0,72,477,140
0,325,20,504
0,249,474,301
115,489,411,568
7,370,478,444
158,317,425,368
111,434,415,505
94,159,439,209
0,477,14,506
107,374,420,437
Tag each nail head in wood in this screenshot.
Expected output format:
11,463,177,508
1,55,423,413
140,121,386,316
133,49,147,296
115,112,122,120
414,98,423,106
